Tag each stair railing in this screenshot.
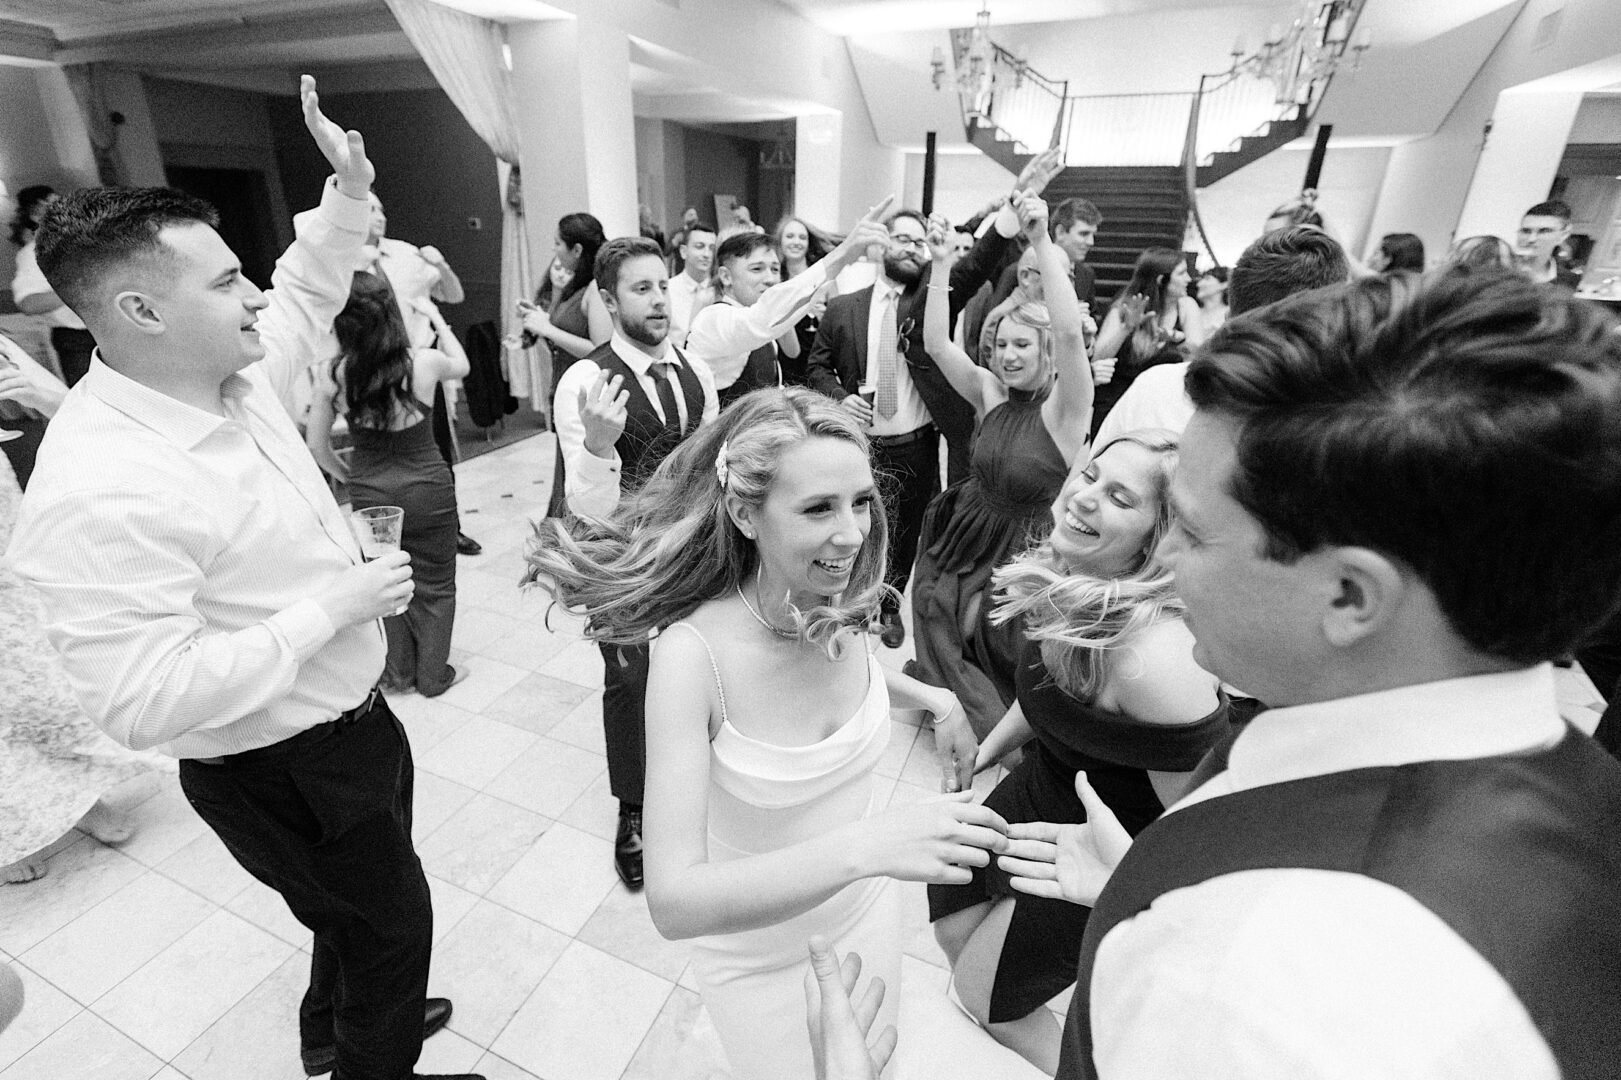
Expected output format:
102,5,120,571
951,30,1067,154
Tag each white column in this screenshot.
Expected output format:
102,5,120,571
794,111,842,228
509,16,638,271
1455,88,1584,241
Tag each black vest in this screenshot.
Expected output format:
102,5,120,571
717,342,779,408
1058,728,1621,1080
589,344,706,495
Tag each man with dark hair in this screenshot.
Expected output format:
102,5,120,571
550,233,720,890
668,221,716,348
971,195,1103,364
1051,268,1621,1078
689,211,889,408
1515,198,1581,291
1092,224,1350,446
806,197,1026,647
7,79,479,1080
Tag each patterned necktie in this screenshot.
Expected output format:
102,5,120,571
875,289,899,420
649,362,684,436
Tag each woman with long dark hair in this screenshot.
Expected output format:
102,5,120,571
307,271,469,696
1088,247,1202,439
1369,232,1426,273
774,215,840,384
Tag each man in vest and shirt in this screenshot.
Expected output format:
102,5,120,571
808,268,1621,1080
686,203,895,410
546,235,719,889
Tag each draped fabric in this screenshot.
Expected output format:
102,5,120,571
382,0,548,414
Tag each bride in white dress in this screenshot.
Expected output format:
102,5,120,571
528,387,1007,1079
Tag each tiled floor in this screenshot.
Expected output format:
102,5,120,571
0,433,1046,1080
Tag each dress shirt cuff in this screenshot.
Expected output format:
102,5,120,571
317,174,372,236
266,599,338,664
574,448,621,487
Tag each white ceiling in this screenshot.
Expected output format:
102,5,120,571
775,0,1280,36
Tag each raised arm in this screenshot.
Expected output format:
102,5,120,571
1025,196,1093,442
419,245,465,305
921,218,1000,415
256,75,374,410
644,627,1007,941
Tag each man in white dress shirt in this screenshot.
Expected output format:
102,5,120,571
1057,268,1621,1078
547,235,720,889
667,222,716,348
7,80,478,1080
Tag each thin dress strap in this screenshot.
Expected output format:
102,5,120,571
665,622,728,730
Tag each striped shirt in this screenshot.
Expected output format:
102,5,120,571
6,178,383,758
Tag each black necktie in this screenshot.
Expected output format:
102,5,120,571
650,361,684,436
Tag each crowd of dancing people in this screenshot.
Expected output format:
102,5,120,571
2,77,1620,1080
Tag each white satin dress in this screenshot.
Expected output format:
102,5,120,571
668,623,902,1080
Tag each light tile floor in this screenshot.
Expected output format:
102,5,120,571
0,433,1045,1080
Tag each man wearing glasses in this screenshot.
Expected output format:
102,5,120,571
807,197,1028,648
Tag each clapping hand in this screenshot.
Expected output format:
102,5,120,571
1014,147,1065,199
804,939,895,1080
579,369,629,458
300,75,372,200
997,771,1132,907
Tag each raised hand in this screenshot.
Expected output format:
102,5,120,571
1015,193,1049,244
924,217,956,265
1015,147,1065,198
300,75,373,200
997,771,1132,907
857,792,1009,885
804,939,895,1080
1117,293,1151,331
829,194,897,269
579,369,629,458
1091,356,1116,386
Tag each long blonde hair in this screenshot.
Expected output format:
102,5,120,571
524,386,889,656
990,430,1182,698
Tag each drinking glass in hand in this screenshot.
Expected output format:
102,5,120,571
353,506,408,615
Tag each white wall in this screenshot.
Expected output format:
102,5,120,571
1196,141,1393,268
901,151,1014,224
0,63,99,298
1570,94,1621,143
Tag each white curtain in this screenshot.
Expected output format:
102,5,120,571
383,0,548,415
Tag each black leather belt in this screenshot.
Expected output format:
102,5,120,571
193,687,382,766
868,424,935,450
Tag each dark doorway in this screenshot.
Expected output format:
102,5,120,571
166,166,279,289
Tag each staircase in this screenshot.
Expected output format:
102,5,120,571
1196,107,1309,187
969,122,1188,301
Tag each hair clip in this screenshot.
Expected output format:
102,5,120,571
715,441,729,488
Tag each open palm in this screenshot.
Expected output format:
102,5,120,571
996,771,1132,907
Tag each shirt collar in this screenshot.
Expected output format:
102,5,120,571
873,278,904,302
1222,664,1565,795
81,352,246,450
609,332,673,373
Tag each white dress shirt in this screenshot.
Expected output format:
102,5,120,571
1091,665,1565,1079
1091,360,1193,449
862,279,930,437
686,260,833,389
6,178,382,759
10,240,87,331
551,332,719,519
667,269,712,349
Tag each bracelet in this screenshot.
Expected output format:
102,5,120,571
930,700,962,725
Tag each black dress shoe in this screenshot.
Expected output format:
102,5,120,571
455,531,482,556
615,804,644,891
302,997,454,1075
877,609,906,649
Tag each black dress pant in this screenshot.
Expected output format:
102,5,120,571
178,697,432,1080
599,640,650,805
872,425,941,611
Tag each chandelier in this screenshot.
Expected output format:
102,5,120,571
1229,0,1372,106
931,3,1025,119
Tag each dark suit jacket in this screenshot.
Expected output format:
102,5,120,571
805,224,1014,447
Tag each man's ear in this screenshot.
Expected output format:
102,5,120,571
1321,546,1406,649
113,291,165,336
717,263,733,291
598,284,618,319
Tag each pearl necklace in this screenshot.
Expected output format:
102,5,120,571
736,573,798,639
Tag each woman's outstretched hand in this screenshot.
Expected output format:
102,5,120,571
997,771,1132,906
858,791,1009,885
929,701,978,793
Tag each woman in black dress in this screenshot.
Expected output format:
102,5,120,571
927,429,1227,1072
1088,248,1203,439
307,272,469,696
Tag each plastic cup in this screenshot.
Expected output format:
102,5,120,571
353,506,407,616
